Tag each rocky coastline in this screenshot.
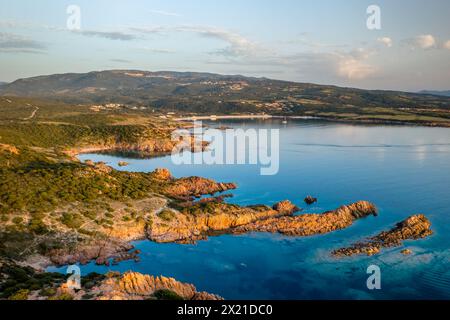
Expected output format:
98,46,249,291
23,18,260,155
332,214,433,257
0,143,435,300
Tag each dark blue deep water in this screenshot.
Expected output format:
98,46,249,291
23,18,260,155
48,120,450,300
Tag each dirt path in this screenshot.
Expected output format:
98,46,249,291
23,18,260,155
23,105,39,120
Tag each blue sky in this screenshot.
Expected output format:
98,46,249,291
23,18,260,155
0,0,449,91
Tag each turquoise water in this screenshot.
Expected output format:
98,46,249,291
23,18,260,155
49,120,450,300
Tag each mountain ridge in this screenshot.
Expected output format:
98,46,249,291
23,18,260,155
1,70,449,126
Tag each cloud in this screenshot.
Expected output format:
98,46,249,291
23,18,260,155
139,47,176,54
334,48,378,80
176,26,261,57
408,34,436,49
206,47,378,81
71,30,137,41
133,25,261,57
336,57,377,80
444,40,450,50
377,37,393,47
0,32,46,53
149,10,181,17
110,58,132,63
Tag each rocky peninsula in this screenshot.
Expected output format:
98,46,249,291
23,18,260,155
332,214,433,257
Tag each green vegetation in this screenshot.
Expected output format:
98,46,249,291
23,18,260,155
153,289,184,300
8,289,29,300
48,293,74,300
1,71,449,126
157,209,176,222
61,213,84,229
0,261,66,299
0,97,179,271
176,201,240,216
0,73,447,299
81,272,105,290
0,159,160,216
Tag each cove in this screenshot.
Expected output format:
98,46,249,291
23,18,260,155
48,119,450,300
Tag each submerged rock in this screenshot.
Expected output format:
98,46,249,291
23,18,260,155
401,249,413,255
332,214,433,257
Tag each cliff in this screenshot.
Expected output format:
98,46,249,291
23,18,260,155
0,258,221,300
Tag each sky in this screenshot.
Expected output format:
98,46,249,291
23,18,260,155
0,0,449,91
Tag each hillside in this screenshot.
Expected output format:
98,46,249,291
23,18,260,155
1,70,450,126
419,90,450,97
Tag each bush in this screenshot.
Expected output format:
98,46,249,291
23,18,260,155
12,216,23,225
153,289,183,300
157,210,176,222
48,293,74,300
39,287,57,297
61,212,84,229
8,289,29,300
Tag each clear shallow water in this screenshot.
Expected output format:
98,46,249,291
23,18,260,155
48,120,450,300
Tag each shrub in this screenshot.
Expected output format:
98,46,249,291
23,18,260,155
8,289,29,300
61,212,84,229
48,293,74,300
157,210,176,222
12,216,23,225
153,289,183,300
39,287,57,297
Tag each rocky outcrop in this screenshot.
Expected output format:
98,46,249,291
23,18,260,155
304,196,317,205
66,134,207,159
0,258,221,300
53,271,222,301
401,249,413,255
233,201,378,237
148,201,375,243
0,143,19,155
273,200,301,214
65,140,178,159
148,201,296,243
164,176,237,200
94,272,222,300
48,239,137,266
152,168,173,181
332,214,433,257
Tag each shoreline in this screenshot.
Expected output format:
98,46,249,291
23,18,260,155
174,114,450,128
